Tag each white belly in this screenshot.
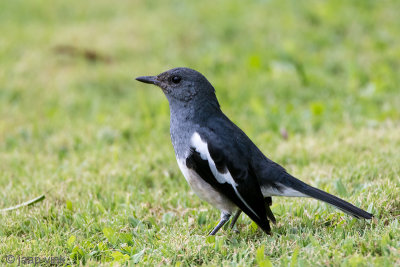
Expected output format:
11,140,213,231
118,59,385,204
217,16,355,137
177,159,236,214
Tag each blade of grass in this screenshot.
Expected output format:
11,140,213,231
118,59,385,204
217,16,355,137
0,194,45,212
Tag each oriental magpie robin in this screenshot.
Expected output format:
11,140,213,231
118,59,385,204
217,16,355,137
136,67,372,235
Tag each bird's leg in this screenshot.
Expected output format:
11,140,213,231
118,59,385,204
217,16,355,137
208,212,231,236
229,210,242,229
265,197,276,224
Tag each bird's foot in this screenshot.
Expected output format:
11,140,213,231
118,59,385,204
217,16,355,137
208,212,231,236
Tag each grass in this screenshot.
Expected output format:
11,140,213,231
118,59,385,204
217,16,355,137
0,0,399,266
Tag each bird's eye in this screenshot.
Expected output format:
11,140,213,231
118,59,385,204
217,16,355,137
171,76,181,84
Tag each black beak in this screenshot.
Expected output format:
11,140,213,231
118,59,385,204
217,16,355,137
135,76,158,85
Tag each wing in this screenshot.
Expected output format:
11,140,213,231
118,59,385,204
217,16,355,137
186,131,271,234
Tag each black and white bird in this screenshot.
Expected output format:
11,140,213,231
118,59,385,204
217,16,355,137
136,67,372,235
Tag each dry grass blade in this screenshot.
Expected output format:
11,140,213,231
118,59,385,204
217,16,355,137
0,195,45,212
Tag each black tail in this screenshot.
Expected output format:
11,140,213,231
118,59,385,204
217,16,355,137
281,174,373,219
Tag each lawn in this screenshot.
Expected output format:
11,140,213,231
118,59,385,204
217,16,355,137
0,0,399,266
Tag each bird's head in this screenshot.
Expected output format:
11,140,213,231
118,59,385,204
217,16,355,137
136,67,218,104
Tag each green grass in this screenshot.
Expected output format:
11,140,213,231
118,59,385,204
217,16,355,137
1,0,399,266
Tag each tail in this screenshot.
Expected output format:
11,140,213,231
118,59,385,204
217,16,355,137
280,173,373,219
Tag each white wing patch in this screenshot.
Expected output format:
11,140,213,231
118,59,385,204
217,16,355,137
190,132,260,219
191,132,236,186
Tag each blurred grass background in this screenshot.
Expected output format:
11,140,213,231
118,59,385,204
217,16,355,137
0,0,399,266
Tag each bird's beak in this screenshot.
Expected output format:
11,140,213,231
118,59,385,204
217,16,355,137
135,76,158,85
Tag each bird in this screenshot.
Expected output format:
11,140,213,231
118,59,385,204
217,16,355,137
136,67,373,235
